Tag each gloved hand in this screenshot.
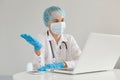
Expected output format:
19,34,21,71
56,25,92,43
20,34,42,50
37,62,64,71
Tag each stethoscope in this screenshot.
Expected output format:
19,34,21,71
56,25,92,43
47,31,67,62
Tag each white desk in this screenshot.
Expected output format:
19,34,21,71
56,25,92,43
13,69,120,80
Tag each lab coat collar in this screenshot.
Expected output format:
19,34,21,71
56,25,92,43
47,31,68,44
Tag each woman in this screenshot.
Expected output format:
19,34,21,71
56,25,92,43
21,6,81,71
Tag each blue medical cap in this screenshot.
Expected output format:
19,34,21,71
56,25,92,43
43,6,66,26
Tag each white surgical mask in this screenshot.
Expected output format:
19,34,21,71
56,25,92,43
50,22,66,35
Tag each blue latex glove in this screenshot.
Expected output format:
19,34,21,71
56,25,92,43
37,62,64,71
20,34,42,50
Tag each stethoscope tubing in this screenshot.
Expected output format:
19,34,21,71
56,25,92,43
47,31,67,59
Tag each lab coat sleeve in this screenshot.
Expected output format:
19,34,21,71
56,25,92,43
65,35,82,68
32,34,45,70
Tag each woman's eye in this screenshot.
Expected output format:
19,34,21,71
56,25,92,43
61,19,64,22
53,20,58,22
55,20,59,22
52,18,64,23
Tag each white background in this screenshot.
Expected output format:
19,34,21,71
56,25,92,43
0,0,120,75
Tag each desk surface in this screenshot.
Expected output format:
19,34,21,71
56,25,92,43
13,69,120,80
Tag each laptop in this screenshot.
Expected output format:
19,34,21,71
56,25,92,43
52,33,120,74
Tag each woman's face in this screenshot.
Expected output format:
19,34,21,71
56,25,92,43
48,16,65,35
48,16,64,27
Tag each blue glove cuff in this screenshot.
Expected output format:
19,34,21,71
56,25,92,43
56,62,64,68
37,62,64,71
34,43,43,50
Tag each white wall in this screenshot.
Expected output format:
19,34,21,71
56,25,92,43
0,0,120,75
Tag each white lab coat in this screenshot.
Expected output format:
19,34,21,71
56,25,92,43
32,31,81,70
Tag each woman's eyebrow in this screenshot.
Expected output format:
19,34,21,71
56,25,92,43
53,19,58,21
52,19,58,21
